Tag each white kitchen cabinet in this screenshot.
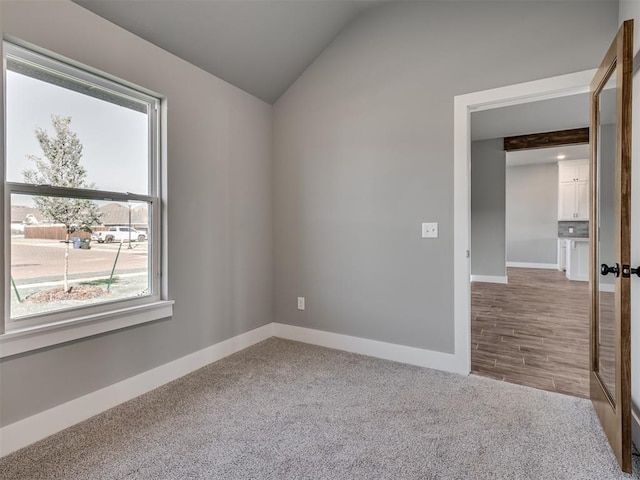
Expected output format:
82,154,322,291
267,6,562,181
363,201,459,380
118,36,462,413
576,163,590,182
557,239,567,270
575,181,589,219
558,159,590,183
565,238,589,281
558,182,589,220
559,183,577,220
558,160,589,221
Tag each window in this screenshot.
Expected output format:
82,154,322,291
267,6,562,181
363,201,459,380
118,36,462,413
1,41,171,352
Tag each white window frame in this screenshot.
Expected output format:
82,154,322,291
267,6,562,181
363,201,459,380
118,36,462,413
0,41,173,358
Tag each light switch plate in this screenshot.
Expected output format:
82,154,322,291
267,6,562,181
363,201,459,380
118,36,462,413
297,297,305,310
422,222,438,238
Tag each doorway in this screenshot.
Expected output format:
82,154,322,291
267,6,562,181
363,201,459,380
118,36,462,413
470,133,591,397
452,69,595,375
455,20,635,473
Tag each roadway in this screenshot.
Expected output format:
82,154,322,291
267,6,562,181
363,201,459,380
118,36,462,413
11,237,148,284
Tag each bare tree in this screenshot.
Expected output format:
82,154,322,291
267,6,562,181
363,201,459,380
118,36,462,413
24,115,102,292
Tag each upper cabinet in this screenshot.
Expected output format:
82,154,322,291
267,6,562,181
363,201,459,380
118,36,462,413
558,160,589,221
558,160,590,183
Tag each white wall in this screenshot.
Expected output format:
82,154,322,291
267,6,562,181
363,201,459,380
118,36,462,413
618,0,640,448
506,163,558,265
0,0,273,427
273,1,618,353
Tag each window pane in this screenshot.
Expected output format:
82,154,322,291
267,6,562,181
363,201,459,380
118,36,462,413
10,194,151,320
6,64,149,195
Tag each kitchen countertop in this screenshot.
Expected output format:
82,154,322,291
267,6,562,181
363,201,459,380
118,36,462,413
558,237,589,241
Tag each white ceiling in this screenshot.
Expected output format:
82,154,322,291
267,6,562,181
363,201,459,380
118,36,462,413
506,144,590,168
471,92,590,142
475,92,592,168
72,0,380,104
472,84,617,168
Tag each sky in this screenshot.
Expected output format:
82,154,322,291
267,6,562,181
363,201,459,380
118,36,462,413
7,70,149,206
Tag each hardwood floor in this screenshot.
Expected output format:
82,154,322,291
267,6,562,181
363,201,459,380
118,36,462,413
471,267,590,398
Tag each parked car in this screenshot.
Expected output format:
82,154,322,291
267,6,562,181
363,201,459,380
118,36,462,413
92,226,147,243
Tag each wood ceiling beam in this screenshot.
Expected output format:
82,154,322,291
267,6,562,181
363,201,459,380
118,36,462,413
503,127,589,151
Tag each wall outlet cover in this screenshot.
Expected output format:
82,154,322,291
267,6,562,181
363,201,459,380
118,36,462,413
421,222,438,238
297,297,305,310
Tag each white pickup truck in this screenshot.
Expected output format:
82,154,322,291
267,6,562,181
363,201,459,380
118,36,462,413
92,226,147,243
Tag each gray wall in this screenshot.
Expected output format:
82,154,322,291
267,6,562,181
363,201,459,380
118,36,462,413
471,139,506,278
273,1,618,353
506,163,558,265
0,1,273,427
0,0,628,433
619,0,640,444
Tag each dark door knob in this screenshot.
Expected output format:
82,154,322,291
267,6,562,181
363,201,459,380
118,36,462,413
601,263,620,277
621,264,640,278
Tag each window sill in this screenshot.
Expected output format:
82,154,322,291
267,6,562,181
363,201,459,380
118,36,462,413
0,300,174,359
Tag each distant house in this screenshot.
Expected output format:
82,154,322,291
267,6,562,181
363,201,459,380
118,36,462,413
10,205,45,234
11,205,45,224
98,203,148,232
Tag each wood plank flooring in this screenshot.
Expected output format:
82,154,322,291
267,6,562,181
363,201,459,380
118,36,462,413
471,267,590,398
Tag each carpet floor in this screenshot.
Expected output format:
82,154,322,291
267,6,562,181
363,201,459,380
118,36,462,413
1,337,638,479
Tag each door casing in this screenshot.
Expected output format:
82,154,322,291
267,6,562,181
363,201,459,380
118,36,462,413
453,70,596,374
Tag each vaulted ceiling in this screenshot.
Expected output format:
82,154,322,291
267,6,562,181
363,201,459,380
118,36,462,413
72,0,380,104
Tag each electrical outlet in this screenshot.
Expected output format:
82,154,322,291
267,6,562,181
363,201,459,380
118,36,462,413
421,222,438,238
569,227,574,234
297,297,305,310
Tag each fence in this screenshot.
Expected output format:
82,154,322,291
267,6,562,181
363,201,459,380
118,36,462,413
24,226,107,240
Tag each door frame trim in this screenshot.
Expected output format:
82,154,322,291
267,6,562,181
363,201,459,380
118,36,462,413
453,69,596,374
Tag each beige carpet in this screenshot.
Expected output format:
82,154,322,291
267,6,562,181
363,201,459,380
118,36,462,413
1,337,638,479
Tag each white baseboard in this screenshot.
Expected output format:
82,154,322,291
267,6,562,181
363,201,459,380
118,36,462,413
470,275,508,284
506,262,558,270
0,323,273,458
0,321,485,458
11,318,634,460
272,323,466,375
633,409,640,450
